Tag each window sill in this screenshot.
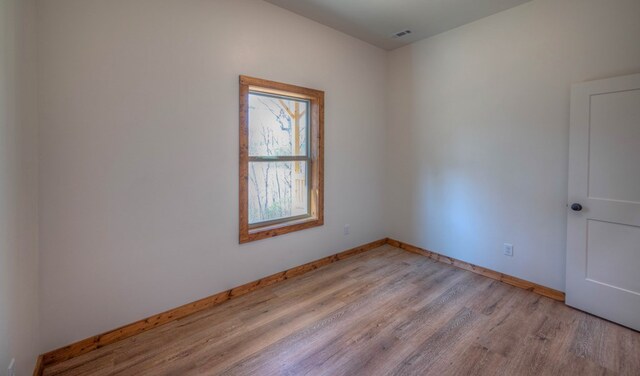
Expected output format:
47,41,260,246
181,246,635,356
240,216,322,243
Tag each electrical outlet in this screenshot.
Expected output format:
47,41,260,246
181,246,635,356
7,358,15,376
343,224,350,235
503,243,514,257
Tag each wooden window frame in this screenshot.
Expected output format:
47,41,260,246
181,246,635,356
239,75,324,243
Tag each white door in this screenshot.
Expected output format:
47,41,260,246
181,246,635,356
567,73,640,331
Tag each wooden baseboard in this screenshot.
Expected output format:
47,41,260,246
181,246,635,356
37,238,387,370
386,238,565,302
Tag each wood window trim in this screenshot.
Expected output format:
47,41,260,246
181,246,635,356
239,75,324,243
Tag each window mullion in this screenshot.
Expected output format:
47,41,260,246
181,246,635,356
248,156,310,162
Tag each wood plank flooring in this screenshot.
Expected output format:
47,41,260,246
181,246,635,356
43,245,640,376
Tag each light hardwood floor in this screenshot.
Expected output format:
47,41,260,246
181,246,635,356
43,245,640,376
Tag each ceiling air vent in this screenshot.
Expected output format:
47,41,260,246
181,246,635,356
392,29,412,38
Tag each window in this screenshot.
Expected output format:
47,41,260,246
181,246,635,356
239,76,324,243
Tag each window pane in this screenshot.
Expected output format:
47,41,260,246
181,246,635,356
248,161,309,224
248,92,308,157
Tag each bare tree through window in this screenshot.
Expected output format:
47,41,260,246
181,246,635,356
248,93,309,224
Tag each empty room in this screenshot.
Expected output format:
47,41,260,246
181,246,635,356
2,0,640,375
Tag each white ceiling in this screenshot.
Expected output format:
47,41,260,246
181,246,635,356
263,0,531,50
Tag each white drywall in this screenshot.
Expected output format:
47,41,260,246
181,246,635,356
0,0,39,372
385,0,640,291
37,0,388,350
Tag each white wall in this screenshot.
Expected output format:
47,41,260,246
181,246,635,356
0,0,40,372
386,0,640,291
38,0,388,351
